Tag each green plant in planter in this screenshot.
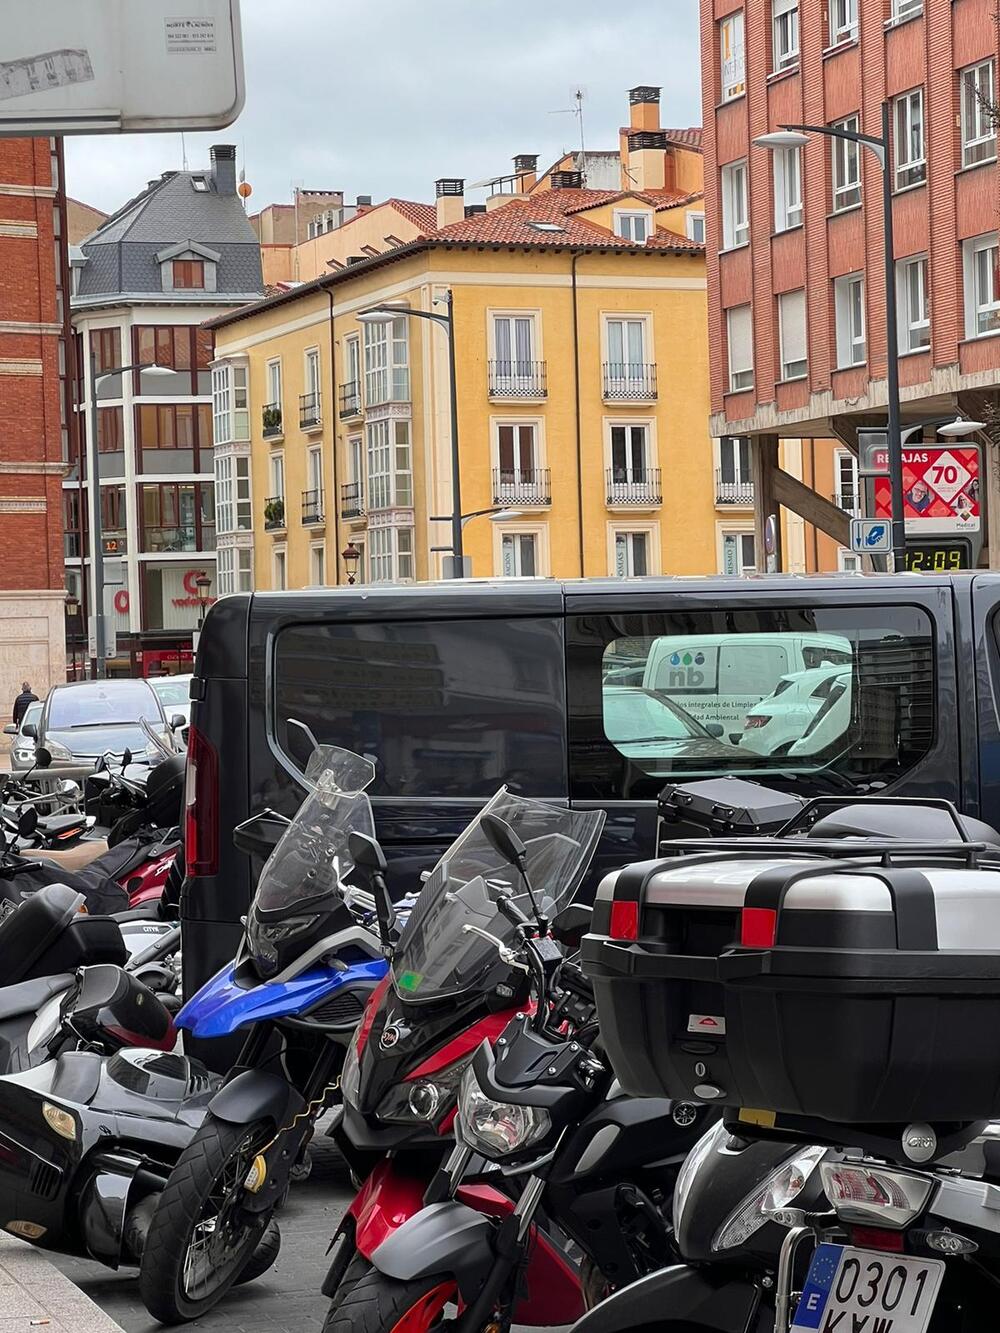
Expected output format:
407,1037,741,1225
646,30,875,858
264,497,285,526
263,405,282,432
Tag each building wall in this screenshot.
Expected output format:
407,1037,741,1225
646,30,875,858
66,198,107,245
285,204,424,285
0,137,69,718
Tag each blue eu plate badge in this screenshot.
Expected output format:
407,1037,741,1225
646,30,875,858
792,1244,841,1330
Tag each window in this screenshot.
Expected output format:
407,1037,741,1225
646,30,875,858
272,616,566,797
212,363,249,444
834,273,866,366
772,0,799,70
961,61,996,168
96,406,123,453
366,418,412,509
492,314,539,392
305,347,321,409
603,317,651,397
369,525,414,583
720,437,752,486
141,483,200,552
897,256,930,352
609,424,650,481
136,326,191,372
838,549,863,572
266,359,282,408
273,548,287,591
91,328,120,375
270,452,285,500
100,485,126,532
500,532,538,577
778,289,808,380
686,211,706,243
720,11,746,100
891,0,922,20
136,403,210,467
722,530,757,575
348,435,364,485
308,446,324,497
614,210,653,242
495,423,546,503
215,455,252,534
963,233,1000,338
894,89,926,189
774,145,802,231
836,450,859,512
832,115,862,211
364,315,410,405
830,0,857,43
721,159,749,248
727,305,754,391
217,545,253,597
614,531,650,577
172,259,205,289
310,544,326,587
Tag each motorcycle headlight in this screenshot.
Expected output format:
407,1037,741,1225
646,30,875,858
44,739,73,762
711,1145,826,1253
457,1065,551,1160
375,1053,474,1125
246,912,319,974
673,1120,728,1236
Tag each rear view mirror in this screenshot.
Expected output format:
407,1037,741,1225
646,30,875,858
34,748,52,770
551,902,591,948
348,831,388,881
21,723,37,740
17,807,38,839
233,809,291,858
2,724,16,736
479,813,527,870
121,748,133,767
705,722,725,739
348,831,396,953
170,714,187,731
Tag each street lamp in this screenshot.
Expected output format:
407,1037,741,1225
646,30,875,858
64,590,80,619
428,508,523,575
756,106,908,569
357,295,463,576
342,541,361,585
86,357,173,678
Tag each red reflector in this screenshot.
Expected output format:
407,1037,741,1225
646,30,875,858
741,907,777,948
744,715,770,729
185,724,219,878
610,901,639,941
851,1227,905,1253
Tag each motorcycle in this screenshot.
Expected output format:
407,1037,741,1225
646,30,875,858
137,739,391,1324
324,794,634,1325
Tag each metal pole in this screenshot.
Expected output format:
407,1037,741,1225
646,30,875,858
445,291,464,576
88,348,106,679
880,98,906,572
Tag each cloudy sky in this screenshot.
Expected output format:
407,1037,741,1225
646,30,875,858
64,0,701,216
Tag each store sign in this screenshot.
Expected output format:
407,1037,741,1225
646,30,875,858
171,569,217,610
872,446,980,534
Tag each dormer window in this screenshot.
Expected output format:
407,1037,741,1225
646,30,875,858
173,259,205,289
614,210,654,242
191,176,208,192
156,240,220,294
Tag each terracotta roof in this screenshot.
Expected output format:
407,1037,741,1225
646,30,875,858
619,126,704,152
562,187,703,215
381,198,437,234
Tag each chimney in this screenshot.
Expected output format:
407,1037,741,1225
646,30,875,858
435,178,465,228
629,85,662,133
549,170,583,190
464,204,487,218
514,153,538,192
210,144,237,195
356,194,373,207
627,129,669,191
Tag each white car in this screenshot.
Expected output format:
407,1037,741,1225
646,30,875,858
740,666,851,756
149,674,192,736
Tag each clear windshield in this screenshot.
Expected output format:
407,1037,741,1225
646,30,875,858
251,744,376,916
391,790,604,1004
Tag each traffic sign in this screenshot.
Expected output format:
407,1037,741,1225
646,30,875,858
850,518,892,554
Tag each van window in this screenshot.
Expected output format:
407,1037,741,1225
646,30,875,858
272,616,566,798
570,606,935,800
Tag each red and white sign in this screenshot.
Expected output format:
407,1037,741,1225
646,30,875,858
873,446,980,533
687,1013,727,1035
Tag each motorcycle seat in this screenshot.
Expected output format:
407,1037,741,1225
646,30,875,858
37,814,87,837
0,973,73,1022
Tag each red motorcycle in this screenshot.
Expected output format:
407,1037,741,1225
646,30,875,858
323,791,605,1326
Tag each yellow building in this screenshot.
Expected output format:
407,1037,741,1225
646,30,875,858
209,87,738,592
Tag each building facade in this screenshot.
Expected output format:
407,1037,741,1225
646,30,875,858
700,0,1000,565
67,145,264,676
0,137,74,718
209,88,730,591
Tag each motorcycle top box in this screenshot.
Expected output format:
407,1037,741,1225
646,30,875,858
582,801,1000,1130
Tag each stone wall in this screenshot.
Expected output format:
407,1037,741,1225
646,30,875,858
0,589,67,726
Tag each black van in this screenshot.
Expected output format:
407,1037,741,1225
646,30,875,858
182,572,1000,1000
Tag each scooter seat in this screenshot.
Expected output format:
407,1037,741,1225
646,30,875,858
0,973,73,1022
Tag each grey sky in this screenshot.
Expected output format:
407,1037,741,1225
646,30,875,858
64,0,701,217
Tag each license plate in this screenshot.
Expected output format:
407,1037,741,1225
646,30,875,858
791,1244,944,1333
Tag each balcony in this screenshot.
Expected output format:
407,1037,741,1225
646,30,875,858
602,363,658,402
606,468,662,507
715,471,754,506
302,489,324,525
263,495,286,531
340,480,365,519
262,403,283,439
492,467,551,507
488,360,547,400
299,391,322,430
339,382,362,419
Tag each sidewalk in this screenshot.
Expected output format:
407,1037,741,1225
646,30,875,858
0,1234,124,1333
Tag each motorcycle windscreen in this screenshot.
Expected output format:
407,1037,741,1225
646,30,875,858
391,789,604,1005
251,744,376,917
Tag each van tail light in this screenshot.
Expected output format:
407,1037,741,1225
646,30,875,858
609,901,638,941
744,715,770,729
184,724,219,877
820,1162,933,1230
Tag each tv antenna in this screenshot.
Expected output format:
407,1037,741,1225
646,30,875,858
548,87,587,181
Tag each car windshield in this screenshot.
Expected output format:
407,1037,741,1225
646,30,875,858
150,677,190,707
251,744,376,916
391,790,605,1005
604,689,705,744
48,681,162,729
20,702,41,733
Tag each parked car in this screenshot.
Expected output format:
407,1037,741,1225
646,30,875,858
37,680,176,777
148,674,192,742
603,686,745,764
3,700,42,771
739,664,851,755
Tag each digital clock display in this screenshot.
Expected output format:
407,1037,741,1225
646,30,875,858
901,542,971,572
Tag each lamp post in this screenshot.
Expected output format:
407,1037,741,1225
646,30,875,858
86,355,173,678
755,106,907,569
357,295,463,575
192,573,212,655
428,508,524,576
342,541,361,585
65,591,80,681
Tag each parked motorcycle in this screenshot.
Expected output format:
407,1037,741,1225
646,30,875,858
137,740,391,1324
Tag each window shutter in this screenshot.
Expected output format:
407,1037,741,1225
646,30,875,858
728,305,752,372
780,290,807,366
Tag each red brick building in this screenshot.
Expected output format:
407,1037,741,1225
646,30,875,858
700,0,1000,566
0,137,75,715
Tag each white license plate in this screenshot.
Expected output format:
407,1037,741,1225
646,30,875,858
791,1244,945,1333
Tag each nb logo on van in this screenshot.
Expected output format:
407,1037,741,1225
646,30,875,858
666,651,707,689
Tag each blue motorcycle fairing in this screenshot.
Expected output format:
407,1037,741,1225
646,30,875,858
177,959,388,1038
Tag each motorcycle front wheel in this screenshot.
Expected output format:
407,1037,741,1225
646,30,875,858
139,1115,277,1323
324,1269,460,1333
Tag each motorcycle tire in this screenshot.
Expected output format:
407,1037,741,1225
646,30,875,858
233,1219,281,1286
324,1250,372,1311
324,1268,459,1333
138,1115,276,1323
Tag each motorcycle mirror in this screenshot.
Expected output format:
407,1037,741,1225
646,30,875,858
348,830,388,880
551,901,591,948
17,806,38,839
57,780,81,800
33,747,52,770
121,748,133,767
348,832,397,953
479,812,527,869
